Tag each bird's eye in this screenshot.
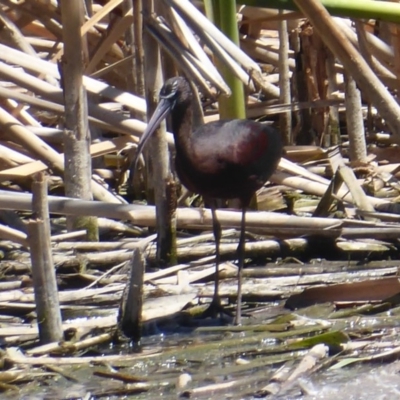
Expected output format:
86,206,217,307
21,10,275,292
160,78,182,102
166,89,177,99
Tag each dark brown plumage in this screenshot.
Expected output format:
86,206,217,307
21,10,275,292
132,77,282,324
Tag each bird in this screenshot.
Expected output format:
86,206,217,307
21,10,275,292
131,76,282,325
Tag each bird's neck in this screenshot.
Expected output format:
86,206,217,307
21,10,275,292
171,102,193,156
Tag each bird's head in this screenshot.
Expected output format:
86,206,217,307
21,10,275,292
130,76,191,175
159,77,192,110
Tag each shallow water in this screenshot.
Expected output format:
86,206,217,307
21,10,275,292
7,328,400,400
303,362,400,400
5,260,400,400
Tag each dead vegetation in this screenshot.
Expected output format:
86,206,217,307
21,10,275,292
0,0,400,398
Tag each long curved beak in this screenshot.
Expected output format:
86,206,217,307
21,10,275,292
130,98,172,176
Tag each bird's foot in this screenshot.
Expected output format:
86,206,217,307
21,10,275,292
201,297,233,321
233,310,242,326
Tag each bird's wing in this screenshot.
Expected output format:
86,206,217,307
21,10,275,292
192,121,268,172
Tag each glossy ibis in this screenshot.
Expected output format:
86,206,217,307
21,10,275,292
132,77,282,325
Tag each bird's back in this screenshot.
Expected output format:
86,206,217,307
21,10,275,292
175,119,282,202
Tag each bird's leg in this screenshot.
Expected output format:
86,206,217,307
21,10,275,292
210,201,222,311
234,205,247,326
200,199,233,320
